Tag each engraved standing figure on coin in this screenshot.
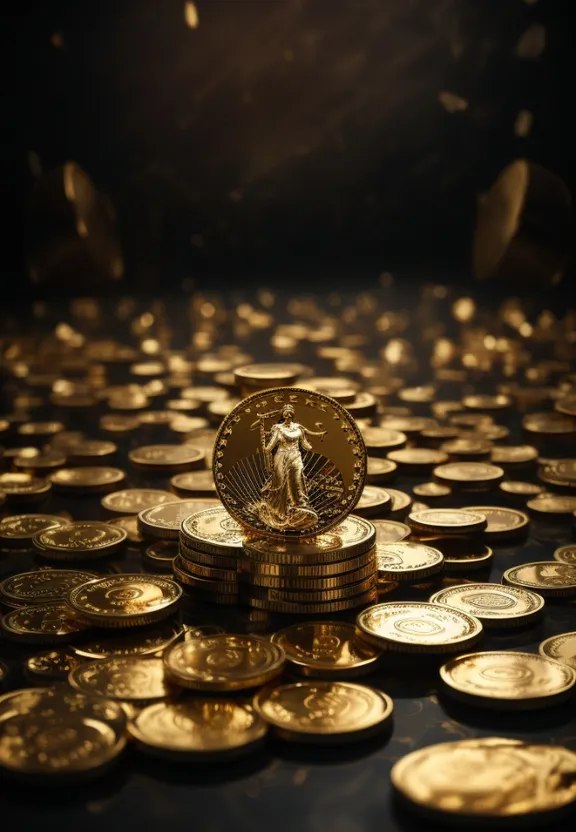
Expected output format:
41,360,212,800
254,403,326,531
214,388,367,539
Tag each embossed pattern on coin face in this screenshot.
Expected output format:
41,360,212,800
357,602,483,653
433,462,504,485
0,514,69,544
34,522,127,558
50,467,125,491
0,569,96,605
139,499,221,540
465,506,529,538
376,542,444,581
372,520,411,543
440,651,576,708
68,574,182,626
180,506,244,554
429,583,544,627
163,634,285,690
554,545,576,565
69,657,175,701
503,562,576,597
129,700,268,757
253,681,393,741
213,387,367,540
1,602,88,642
391,738,576,819
408,509,487,535
101,489,175,514
272,622,381,677
539,633,576,670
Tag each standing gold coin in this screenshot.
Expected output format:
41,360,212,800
465,506,529,540
1,602,88,643
376,542,444,582
503,562,576,597
129,700,268,760
67,574,182,627
357,602,483,654
440,651,576,709
429,583,544,628
539,633,576,671
391,737,576,822
164,634,285,691
271,621,382,678
554,545,576,565
213,387,367,540
407,509,487,536
253,681,393,743
69,657,176,702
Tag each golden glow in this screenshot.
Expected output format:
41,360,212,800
184,2,199,28
452,297,475,323
438,91,468,113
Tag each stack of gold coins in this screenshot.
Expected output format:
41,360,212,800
176,506,244,604
406,508,495,573
241,515,378,614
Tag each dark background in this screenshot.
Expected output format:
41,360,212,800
5,0,575,290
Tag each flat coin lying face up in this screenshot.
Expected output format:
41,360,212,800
271,621,382,678
391,737,576,821
67,574,182,627
213,387,367,540
429,583,544,628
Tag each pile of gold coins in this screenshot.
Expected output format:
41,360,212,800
0,288,576,825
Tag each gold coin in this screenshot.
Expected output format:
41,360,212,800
407,509,487,535
50,466,125,493
345,392,378,419
129,444,205,471
387,448,449,470
527,494,576,520
433,462,504,488
67,574,182,627
18,420,64,437
440,651,576,709
163,634,285,691
24,648,81,681
213,387,367,540
0,514,69,546
101,488,175,515
490,445,538,466
243,515,375,564
554,544,576,565
376,542,444,581
465,506,529,539
0,689,126,780
170,470,217,497
523,412,576,436
361,426,407,455
13,449,66,474
357,601,483,653
248,574,377,604
429,583,544,628
412,482,451,500
180,506,243,554
253,681,393,743
0,569,96,606
391,737,576,821
179,543,238,569
1,602,89,643
234,362,305,388
462,394,511,411
424,536,493,572
372,519,411,543
499,480,543,500
143,541,178,570
539,459,576,488
503,561,576,597
240,547,376,579
106,515,145,544
139,499,220,541
382,488,412,517
248,588,377,614
380,416,435,435
65,439,118,465
556,396,576,417
173,557,240,594
129,700,268,760
69,656,177,701
73,620,183,659
355,486,391,518
271,621,382,678
247,560,377,590
366,457,397,484
539,633,576,671
0,473,52,502
33,522,128,560
440,437,492,460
